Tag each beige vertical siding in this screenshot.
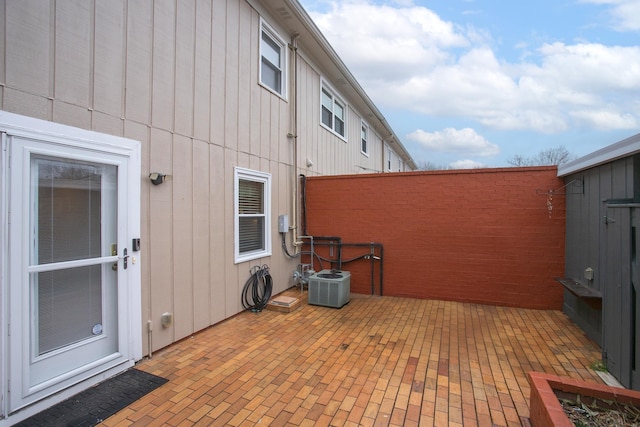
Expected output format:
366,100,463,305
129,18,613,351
5,1,51,98
55,0,91,107
148,128,174,350
1,0,408,354
94,0,125,118
125,1,152,124
192,139,211,332
193,0,212,142
296,55,390,177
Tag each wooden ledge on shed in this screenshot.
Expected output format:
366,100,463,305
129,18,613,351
554,277,602,307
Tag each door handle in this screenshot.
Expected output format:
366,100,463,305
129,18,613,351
111,245,130,270
120,248,129,270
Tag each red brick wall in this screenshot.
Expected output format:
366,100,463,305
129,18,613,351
303,167,565,310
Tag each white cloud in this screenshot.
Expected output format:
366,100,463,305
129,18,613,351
308,1,470,82
580,0,640,31
449,159,486,169
307,0,640,134
407,128,500,156
570,109,639,129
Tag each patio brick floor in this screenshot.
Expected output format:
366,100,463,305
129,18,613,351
99,291,603,426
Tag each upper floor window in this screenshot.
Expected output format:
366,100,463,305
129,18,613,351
260,20,286,98
235,167,272,263
361,122,369,155
321,82,346,139
387,148,392,171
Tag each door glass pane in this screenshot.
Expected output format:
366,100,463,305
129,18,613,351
34,156,116,264
31,156,117,356
36,265,106,355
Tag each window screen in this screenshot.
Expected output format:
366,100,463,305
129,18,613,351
238,179,265,253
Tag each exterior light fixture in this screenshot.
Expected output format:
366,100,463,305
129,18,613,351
149,172,167,185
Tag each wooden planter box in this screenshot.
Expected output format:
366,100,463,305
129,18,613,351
528,372,640,426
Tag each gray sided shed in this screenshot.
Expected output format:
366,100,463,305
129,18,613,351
558,132,640,390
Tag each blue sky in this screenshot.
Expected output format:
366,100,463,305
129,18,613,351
298,0,640,168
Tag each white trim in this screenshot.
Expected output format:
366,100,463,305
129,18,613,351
0,133,7,420
0,111,137,155
234,167,272,264
259,18,288,100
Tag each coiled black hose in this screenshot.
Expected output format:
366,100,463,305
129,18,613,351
241,264,273,312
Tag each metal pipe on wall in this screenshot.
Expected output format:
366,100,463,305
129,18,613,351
289,34,302,253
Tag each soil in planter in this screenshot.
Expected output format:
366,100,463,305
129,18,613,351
555,390,640,426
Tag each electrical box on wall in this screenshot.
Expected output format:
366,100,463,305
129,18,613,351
278,214,289,233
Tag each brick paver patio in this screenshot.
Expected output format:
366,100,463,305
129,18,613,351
100,291,603,426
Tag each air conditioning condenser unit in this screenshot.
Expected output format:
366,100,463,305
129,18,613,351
308,270,350,308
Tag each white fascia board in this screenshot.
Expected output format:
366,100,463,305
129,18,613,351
558,132,640,177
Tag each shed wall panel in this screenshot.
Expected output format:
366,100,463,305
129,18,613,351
563,157,637,345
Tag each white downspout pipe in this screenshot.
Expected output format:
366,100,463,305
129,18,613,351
289,34,302,252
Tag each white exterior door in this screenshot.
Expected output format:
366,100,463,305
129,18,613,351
0,112,142,418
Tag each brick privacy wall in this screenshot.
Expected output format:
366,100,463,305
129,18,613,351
303,167,565,310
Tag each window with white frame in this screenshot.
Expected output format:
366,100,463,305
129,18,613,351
235,167,272,263
387,148,392,171
361,122,369,155
259,20,286,98
321,83,346,138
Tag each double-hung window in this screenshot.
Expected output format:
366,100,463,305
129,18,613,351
321,82,346,139
260,20,286,98
361,122,369,155
235,167,272,263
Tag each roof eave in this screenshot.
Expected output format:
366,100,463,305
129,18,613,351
558,132,640,177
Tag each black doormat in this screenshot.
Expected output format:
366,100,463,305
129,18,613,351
15,368,168,427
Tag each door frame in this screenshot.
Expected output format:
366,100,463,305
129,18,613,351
0,111,142,423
